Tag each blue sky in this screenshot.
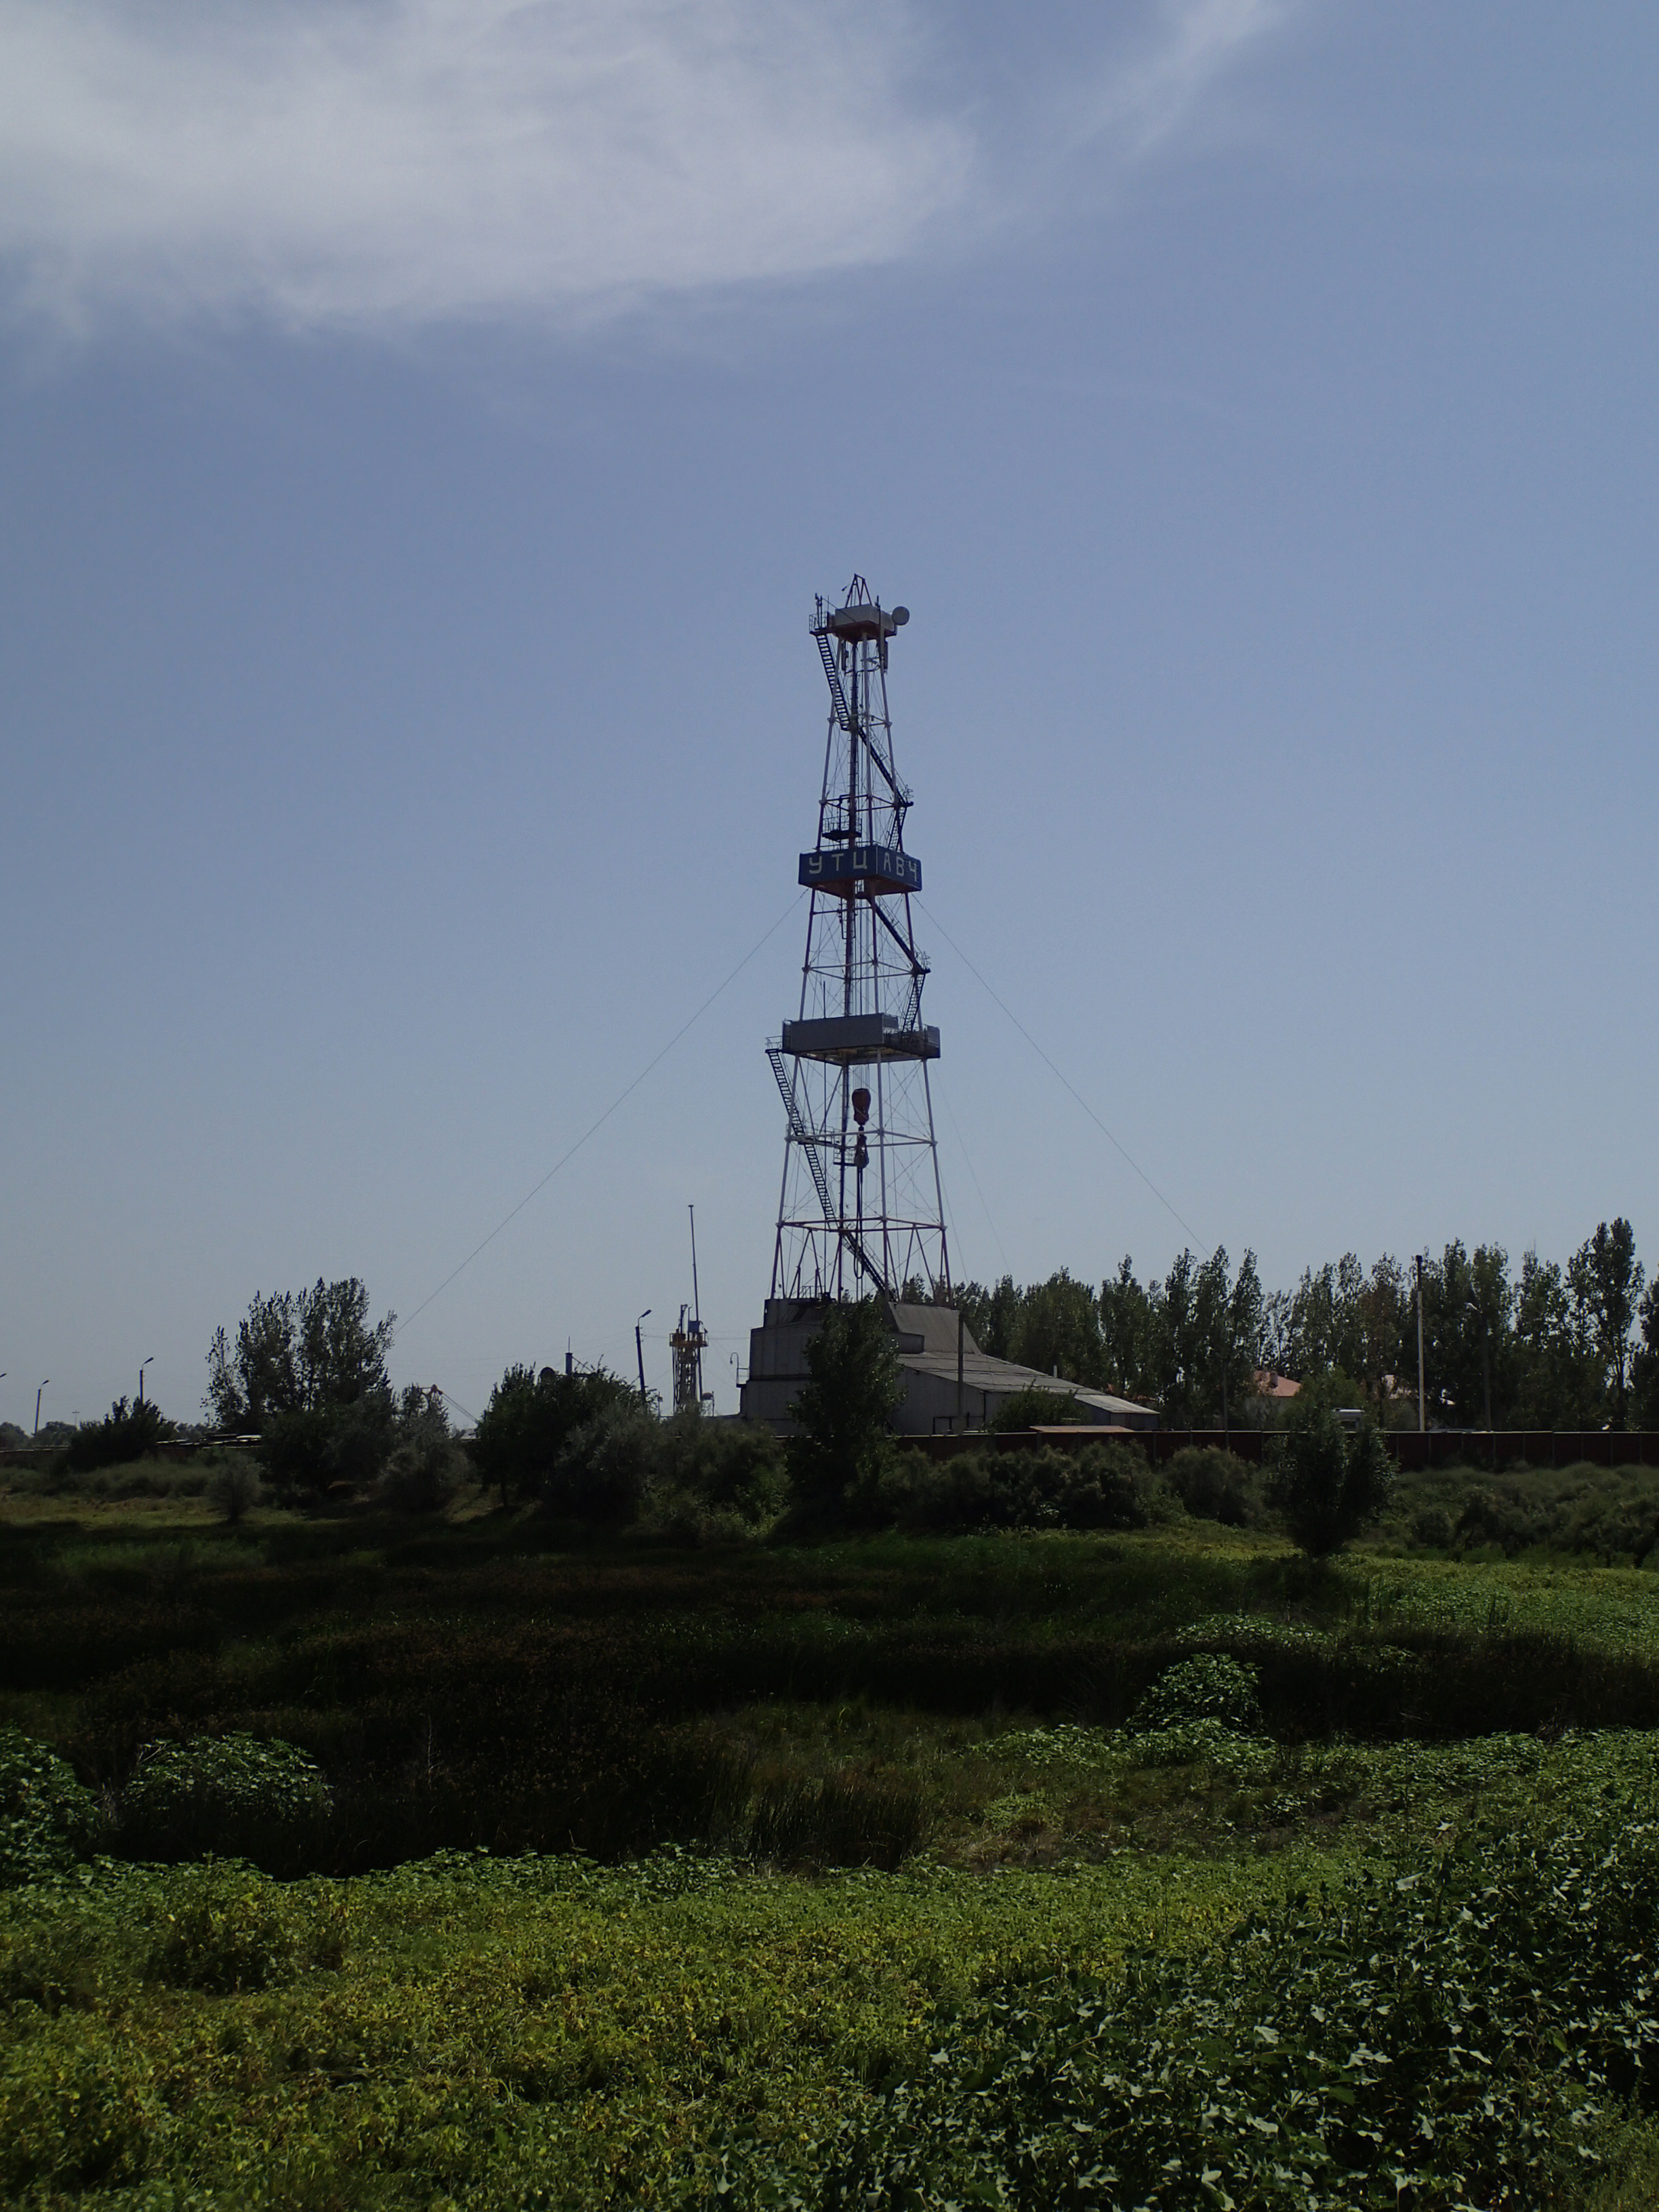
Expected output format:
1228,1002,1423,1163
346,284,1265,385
2,1,1655,1427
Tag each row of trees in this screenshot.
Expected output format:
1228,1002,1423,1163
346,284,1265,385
204,1277,459,1502
186,1278,1393,1555
184,1216,1652,1518
201,1281,786,1530
949,1217,1657,1430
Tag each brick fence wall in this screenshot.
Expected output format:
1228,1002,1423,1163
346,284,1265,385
909,1427,1659,1471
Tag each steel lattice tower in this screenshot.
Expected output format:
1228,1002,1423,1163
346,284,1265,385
768,579,951,1304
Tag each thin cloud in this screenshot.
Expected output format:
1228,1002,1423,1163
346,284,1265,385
0,0,1296,337
1099,0,1294,159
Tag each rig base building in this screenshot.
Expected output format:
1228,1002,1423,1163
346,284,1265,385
739,1298,1158,1438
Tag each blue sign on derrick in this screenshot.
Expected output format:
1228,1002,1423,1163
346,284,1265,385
798,844,921,897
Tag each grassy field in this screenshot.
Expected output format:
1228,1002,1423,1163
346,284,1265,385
7,1466,1659,2206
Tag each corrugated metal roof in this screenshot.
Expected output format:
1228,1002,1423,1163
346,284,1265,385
895,1345,1154,1421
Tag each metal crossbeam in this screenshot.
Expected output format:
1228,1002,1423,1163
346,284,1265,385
767,1047,888,1293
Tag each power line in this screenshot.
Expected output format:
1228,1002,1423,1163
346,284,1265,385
917,897,1201,1248
937,1073,1010,1277
394,893,804,1342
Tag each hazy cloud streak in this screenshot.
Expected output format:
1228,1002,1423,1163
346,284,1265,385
0,0,1294,336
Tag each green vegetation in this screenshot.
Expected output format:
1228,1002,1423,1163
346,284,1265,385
984,1382,1098,1431
203,1276,456,1500
9,1458,1659,2205
62,1397,176,1477
957,1213,1659,1429
786,1294,903,1516
878,1437,1171,1534
1267,1404,1394,1557
0,1727,104,1886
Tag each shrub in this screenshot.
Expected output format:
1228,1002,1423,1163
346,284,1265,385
0,2025,160,2193
378,1389,466,1512
652,1412,790,1532
1130,1719,1276,1776
1163,1446,1258,1525
144,1866,299,1992
0,1727,104,1886
996,1443,1155,1531
258,1393,397,1497
985,1385,1096,1433
205,1458,262,1523
730,1807,1659,2212
1130,1654,1263,1735
472,1360,638,1505
548,1403,659,1523
787,1298,904,1517
117,1734,331,1873
63,1397,176,1475
1412,1504,1456,1549
659,1406,787,1513
880,1442,1157,1535
1267,1407,1393,1556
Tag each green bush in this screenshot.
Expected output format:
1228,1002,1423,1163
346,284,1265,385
258,1393,396,1496
144,1864,300,1992
1130,1653,1264,1734
880,1441,1159,1535
377,1389,466,1511
657,1412,789,1519
117,1733,331,1873
205,1456,262,1523
0,1727,104,1886
472,1360,638,1505
63,1395,176,1475
642,1414,790,1542
700,1805,1659,2211
549,1403,659,1523
0,2022,160,2194
1130,1718,1277,1776
787,1298,904,1517
985,1384,1097,1433
1412,1504,1456,1548
1267,1407,1393,1556
1162,1445,1258,1525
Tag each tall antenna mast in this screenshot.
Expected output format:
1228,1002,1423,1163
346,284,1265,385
767,579,950,1303
670,1204,710,1413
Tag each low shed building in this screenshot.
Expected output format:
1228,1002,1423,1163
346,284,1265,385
739,1297,1158,1437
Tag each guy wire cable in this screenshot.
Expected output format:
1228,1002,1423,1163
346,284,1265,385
916,896,1201,1248
394,891,806,1342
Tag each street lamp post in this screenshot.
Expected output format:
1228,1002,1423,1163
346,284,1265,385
34,1382,49,1439
635,1311,652,1411
1414,1256,1427,1435
138,1357,155,1406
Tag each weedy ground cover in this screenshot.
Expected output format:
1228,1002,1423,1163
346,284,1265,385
1,1842,1332,2208
7,1477,1659,2205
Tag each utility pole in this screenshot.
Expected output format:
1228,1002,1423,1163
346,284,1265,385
1414,1255,1427,1434
635,1311,651,1411
957,1306,965,1431
34,1381,48,1438
138,1356,153,1406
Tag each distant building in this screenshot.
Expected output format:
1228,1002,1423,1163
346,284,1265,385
741,1298,1158,1437
1254,1370,1300,1404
